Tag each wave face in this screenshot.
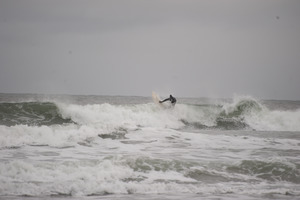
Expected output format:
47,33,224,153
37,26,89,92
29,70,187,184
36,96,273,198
1,96,300,132
0,102,73,126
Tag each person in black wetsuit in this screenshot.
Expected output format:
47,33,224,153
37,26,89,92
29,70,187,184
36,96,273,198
159,95,176,106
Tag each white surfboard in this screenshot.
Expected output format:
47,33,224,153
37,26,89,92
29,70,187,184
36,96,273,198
152,91,161,105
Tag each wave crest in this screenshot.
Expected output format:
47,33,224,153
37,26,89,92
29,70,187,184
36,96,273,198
222,96,264,117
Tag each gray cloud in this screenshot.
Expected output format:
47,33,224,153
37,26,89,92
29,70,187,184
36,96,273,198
0,0,300,100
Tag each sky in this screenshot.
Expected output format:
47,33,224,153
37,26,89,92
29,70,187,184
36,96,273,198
0,0,300,100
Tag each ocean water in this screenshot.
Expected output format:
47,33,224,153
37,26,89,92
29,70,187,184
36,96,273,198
0,93,299,200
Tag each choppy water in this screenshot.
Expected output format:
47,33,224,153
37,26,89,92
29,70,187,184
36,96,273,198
0,93,299,200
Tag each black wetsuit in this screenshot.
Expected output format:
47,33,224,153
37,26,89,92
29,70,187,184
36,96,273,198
160,95,176,105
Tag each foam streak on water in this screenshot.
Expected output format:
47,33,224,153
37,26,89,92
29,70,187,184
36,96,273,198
0,94,299,200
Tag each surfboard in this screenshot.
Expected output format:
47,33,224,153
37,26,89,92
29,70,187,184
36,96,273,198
152,91,161,105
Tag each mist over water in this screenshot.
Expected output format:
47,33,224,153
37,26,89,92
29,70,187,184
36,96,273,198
0,94,299,199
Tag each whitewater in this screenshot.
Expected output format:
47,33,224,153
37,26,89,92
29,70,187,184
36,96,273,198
0,93,299,200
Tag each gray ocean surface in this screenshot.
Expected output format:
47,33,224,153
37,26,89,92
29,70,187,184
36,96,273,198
0,93,300,200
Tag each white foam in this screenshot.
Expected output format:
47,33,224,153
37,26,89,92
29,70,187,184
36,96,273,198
1,124,299,197
0,124,98,148
245,108,300,131
58,103,185,130
1,158,298,197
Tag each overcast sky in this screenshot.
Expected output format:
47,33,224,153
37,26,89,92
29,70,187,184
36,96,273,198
0,0,299,100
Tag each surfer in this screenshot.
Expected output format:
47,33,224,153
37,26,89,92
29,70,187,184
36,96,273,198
159,95,177,106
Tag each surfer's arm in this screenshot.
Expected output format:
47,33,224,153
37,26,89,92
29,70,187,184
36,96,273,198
159,98,170,103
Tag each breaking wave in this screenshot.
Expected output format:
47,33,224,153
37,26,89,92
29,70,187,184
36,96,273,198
1,96,300,132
